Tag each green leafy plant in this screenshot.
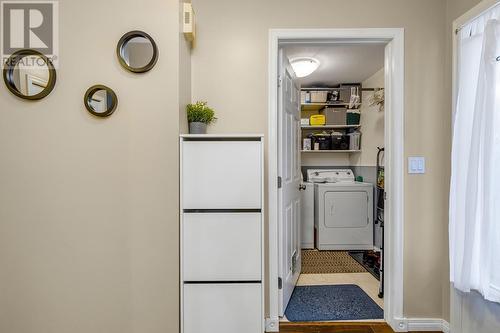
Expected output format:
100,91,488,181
186,101,217,124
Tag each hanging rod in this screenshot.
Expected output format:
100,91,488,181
455,1,500,34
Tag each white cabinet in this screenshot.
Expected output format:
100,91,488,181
184,283,262,333
183,213,262,281
182,140,262,209
180,135,264,333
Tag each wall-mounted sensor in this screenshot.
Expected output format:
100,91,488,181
183,3,196,43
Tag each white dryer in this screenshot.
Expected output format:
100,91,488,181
308,169,374,251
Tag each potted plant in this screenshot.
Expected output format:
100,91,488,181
186,101,217,134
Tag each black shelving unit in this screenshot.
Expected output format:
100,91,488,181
376,147,385,299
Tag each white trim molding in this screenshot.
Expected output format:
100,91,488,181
267,28,405,333
265,317,279,332
406,318,450,333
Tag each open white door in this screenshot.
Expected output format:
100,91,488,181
277,48,301,316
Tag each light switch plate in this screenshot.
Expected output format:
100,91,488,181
408,156,425,174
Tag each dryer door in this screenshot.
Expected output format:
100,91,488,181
324,191,369,228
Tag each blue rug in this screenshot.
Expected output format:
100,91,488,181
284,284,383,322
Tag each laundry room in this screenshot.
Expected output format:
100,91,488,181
281,42,386,322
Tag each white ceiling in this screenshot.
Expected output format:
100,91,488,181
283,43,385,87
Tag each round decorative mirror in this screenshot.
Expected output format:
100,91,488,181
84,85,118,117
3,49,56,100
116,31,158,73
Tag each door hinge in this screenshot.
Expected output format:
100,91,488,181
278,76,282,87
384,191,387,200
278,176,282,189
278,277,283,290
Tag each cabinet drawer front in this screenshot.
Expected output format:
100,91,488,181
183,213,261,281
182,141,262,209
184,283,262,333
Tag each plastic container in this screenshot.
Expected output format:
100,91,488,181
310,114,326,126
303,138,312,150
331,132,350,150
347,132,361,150
346,111,361,125
313,134,331,150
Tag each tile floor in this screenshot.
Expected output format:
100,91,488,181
281,272,384,322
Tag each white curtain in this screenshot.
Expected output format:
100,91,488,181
450,4,500,303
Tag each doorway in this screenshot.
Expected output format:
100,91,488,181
267,29,405,332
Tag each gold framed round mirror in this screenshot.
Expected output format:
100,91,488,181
84,85,118,118
3,49,57,100
116,31,158,73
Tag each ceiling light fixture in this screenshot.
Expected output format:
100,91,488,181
290,57,320,78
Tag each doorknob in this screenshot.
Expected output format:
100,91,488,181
299,184,306,191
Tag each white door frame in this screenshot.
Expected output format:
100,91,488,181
267,28,406,332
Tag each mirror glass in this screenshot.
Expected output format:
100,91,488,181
121,36,155,69
117,31,158,73
89,89,112,114
84,85,118,117
3,50,56,100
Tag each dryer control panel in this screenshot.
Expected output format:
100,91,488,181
306,169,354,183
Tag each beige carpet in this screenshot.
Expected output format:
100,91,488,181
301,250,367,274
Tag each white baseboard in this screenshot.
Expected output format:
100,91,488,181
266,316,449,333
406,318,450,332
265,317,279,332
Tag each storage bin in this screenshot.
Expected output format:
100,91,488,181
310,91,328,103
310,114,326,126
324,107,346,125
331,133,350,150
346,111,361,125
340,84,362,103
312,134,331,150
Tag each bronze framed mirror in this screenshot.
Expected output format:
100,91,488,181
3,49,57,100
116,31,158,73
84,85,118,117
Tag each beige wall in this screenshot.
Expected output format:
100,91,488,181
0,1,182,332
179,0,192,133
191,0,449,319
